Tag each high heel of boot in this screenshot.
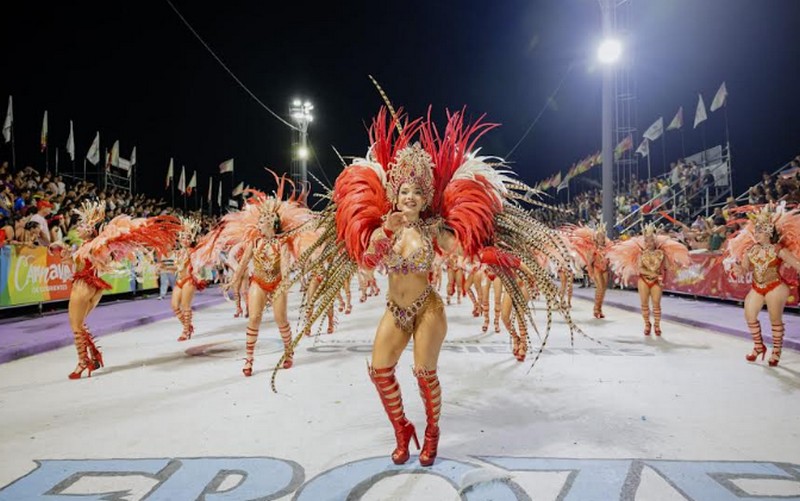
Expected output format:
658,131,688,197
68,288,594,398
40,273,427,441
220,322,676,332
392,421,419,465
419,426,440,467
654,326,662,337
769,349,781,367
644,323,651,336
68,362,93,380
746,344,766,362
242,358,254,377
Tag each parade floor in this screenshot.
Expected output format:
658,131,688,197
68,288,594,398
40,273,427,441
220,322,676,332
1,281,799,500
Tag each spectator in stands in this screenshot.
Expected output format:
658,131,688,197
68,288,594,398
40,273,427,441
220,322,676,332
27,200,53,246
158,251,178,300
0,213,12,247
722,196,737,220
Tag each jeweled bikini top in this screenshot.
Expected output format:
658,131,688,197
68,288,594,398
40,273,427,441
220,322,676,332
253,238,281,283
748,243,781,288
384,226,435,275
640,248,664,279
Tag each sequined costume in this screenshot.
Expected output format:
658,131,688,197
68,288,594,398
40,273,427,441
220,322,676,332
724,203,800,367
272,104,581,470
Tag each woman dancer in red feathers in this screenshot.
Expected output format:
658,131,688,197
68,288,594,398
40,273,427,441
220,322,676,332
67,202,180,379
277,106,578,467
725,204,800,366
607,223,690,336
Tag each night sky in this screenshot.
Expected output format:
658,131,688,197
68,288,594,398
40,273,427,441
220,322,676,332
1,0,799,210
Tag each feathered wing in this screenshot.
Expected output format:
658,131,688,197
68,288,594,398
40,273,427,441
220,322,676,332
75,215,181,272
607,237,643,287
334,165,392,265
657,235,691,272
723,224,756,278
562,225,597,269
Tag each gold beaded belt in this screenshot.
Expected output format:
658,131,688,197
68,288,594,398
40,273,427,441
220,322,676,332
387,285,435,334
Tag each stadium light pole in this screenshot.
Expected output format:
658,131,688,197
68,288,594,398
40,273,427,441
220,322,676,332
289,99,314,186
598,0,621,237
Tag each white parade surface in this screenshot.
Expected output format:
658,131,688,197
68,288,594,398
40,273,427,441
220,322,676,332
1,277,799,500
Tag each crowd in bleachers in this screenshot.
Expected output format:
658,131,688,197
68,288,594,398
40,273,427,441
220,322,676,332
0,161,218,249
534,154,800,252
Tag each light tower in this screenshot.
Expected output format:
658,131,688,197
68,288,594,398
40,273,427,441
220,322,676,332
598,0,636,237
289,99,313,186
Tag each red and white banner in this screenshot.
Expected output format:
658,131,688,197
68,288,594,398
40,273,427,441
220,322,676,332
617,251,799,306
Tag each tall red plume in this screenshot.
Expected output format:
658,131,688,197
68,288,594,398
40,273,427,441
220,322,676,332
368,107,423,171
419,107,499,213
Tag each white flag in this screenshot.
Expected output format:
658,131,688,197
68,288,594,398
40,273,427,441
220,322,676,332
667,107,683,131
643,117,663,141
636,137,649,157
228,199,239,208
3,96,13,143
710,82,728,112
40,111,48,152
86,132,100,165
130,146,137,166
66,120,75,161
108,140,120,167
219,158,234,173
217,181,222,206
178,165,186,194
232,181,244,196
208,176,213,202
694,93,707,129
165,158,174,189
187,171,197,195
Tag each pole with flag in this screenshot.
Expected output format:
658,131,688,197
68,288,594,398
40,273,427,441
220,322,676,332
178,165,186,211
217,181,223,216
667,106,685,159
85,131,100,181
207,176,213,216
187,170,197,212
66,119,75,175
55,147,59,176
220,158,234,211
694,93,708,154
642,117,665,176
2,96,14,170
710,81,731,185
129,146,137,193
636,137,651,180
165,158,175,208
41,111,49,172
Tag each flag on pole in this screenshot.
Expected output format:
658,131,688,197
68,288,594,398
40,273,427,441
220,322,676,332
614,134,634,160
217,181,222,206
710,82,728,112
207,176,213,202
86,132,100,165
667,107,683,131
635,137,649,157
66,120,75,161
219,158,234,173
694,93,707,129
3,96,13,143
130,146,137,167
178,165,186,194
187,171,197,196
106,140,120,169
643,117,663,141
232,181,244,196
165,158,174,189
40,111,48,152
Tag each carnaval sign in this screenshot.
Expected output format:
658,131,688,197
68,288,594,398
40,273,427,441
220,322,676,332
0,245,157,307
1,456,799,500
